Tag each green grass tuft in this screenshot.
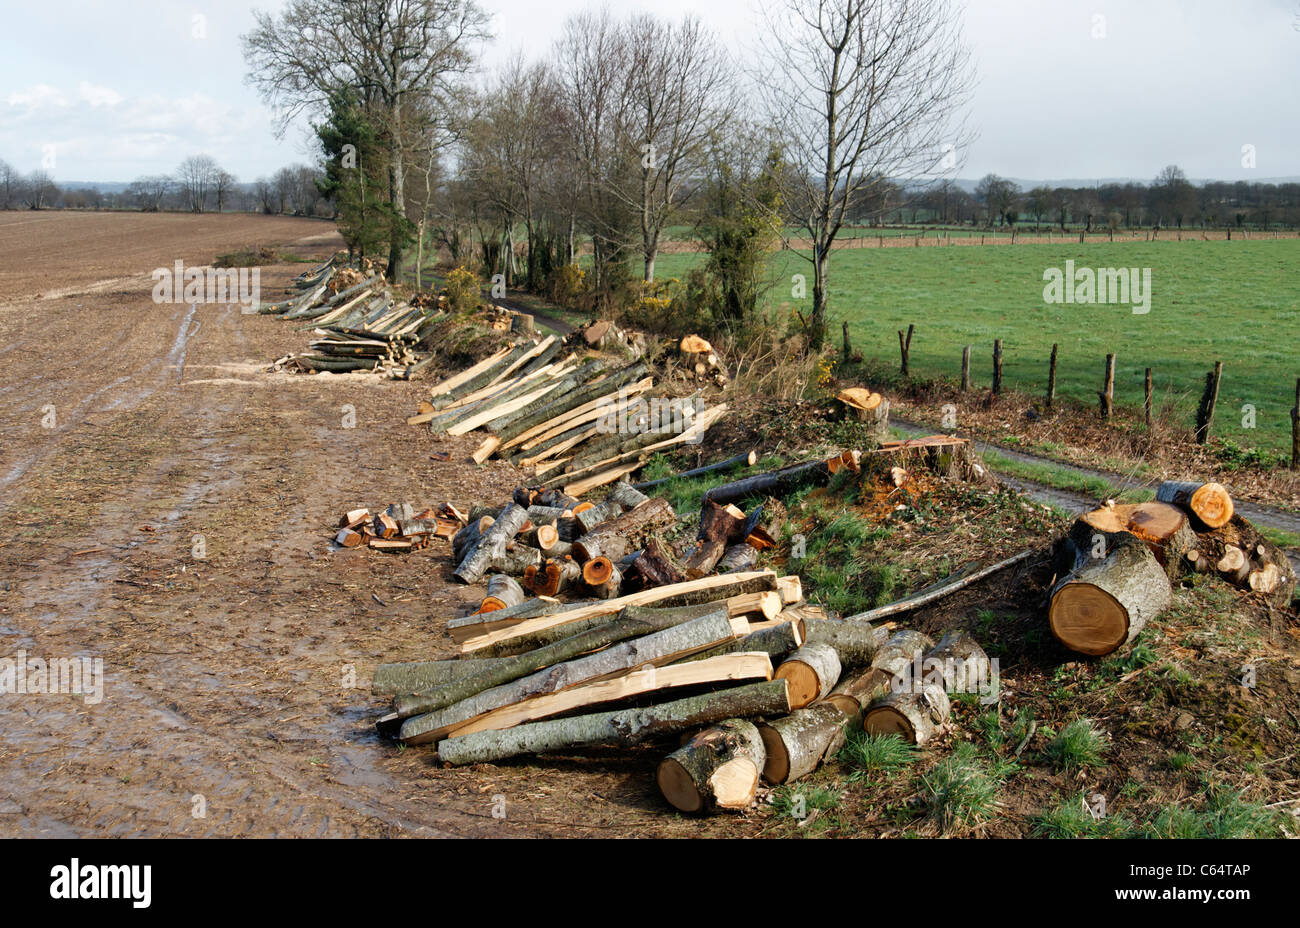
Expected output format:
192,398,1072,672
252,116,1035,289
838,731,917,781
1044,719,1109,772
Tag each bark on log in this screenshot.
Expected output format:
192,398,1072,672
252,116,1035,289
1156,480,1234,530
435,679,791,766
703,458,833,507
1071,504,1196,579
627,535,686,590
864,682,950,745
657,719,766,813
445,597,565,644
396,603,732,719
758,702,849,785
1050,531,1171,656
1191,514,1296,600
455,503,529,585
683,618,804,664
605,481,650,510
372,657,511,696
775,643,843,710
802,619,890,668
493,544,543,576
633,451,757,492
575,499,623,535
478,574,525,613
718,543,759,573
402,610,739,743
527,557,583,597
572,498,677,564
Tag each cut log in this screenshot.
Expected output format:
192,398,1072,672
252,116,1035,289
454,503,529,584
703,457,833,507
775,643,843,710
657,719,765,814
451,515,494,564
627,535,687,590
477,574,525,613
1156,481,1234,530
776,575,803,605
923,630,992,695
564,463,640,498
471,435,501,465
372,657,512,697
492,544,543,576
717,543,758,573
758,702,850,785
571,498,678,565
446,596,566,644
401,609,744,743
863,682,950,746
527,557,583,597
399,603,734,718
802,619,890,668
1049,531,1172,656
335,527,365,548
1192,514,1296,600
437,680,790,766
605,481,650,510
461,571,777,654
575,499,623,535
449,652,773,739
338,508,370,529
1072,504,1196,579
682,618,804,665
835,389,890,444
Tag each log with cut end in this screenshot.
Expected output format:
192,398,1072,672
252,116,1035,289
606,481,650,510
657,719,766,813
527,557,583,597
864,682,950,745
477,574,525,613
923,630,993,695
703,457,834,507
402,610,742,743
493,544,543,576
571,497,677,563
583,558,622,599
451,515,495,565
682,499,748,578
634,450,757,492
339,508,370,529
1077,501,1196,577
445,596,565,644
436,679,791,766
835,388,891,444
1192,514,1296,599
335,527,365,548
1156,480,1234,529
758,702,850,785
775,643,843,709
1050,531,1171,656
575,499,623,534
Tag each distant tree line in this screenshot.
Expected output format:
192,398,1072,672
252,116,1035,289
0,153,330,217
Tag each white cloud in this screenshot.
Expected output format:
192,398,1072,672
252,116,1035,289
77,81,122,107
6,84,69,108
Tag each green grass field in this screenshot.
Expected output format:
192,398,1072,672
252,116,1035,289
653,239,1300,454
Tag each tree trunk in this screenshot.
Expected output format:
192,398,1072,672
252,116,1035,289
758,702,850,785
657,719,766,813
802,619,890,668
627,535,687,590
436,679,791,765
864,682,950,746
1073,502,1196,578
1050,531,1172,656
478,574,525,613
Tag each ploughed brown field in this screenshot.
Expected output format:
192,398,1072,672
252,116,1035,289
0,211,767,837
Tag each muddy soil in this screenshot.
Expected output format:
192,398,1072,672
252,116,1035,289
0,212,770,837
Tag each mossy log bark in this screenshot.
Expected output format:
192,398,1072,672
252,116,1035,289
758,702,850,785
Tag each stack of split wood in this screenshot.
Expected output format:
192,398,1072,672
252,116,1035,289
333,502,465,552
374,572,993,814
263,267,445,378
411,340,728,490
1048,480,1294,657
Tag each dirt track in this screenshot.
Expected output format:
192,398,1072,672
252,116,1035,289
0,212,707,838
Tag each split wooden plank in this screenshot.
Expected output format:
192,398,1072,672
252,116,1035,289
461,570,778,654
446,652,773,738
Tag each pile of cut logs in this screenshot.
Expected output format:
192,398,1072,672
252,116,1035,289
1049,480,1295,657
333,503,464,552
262,262,446,377
375,563,991,812
410,336,728,493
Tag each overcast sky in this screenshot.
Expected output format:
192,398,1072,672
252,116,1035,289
3,0,1298,184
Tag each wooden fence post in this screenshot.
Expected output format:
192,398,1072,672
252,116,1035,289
961,346,971,392
1046,344,1058,411
1194,361,1224,444
1291,378,1300,471
1100,354,1116,420
898,324,914,376
992,340,1003,395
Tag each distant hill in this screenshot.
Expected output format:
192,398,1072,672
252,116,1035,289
950,176,1300,192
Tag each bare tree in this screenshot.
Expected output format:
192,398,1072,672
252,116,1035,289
22,170,60,209
177,155,221,212
128,175,173,212
616,14,733,282
758,0,975,347
0,160,18,210
214,169,238,212
243,0,490,280
975,173,1019,227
